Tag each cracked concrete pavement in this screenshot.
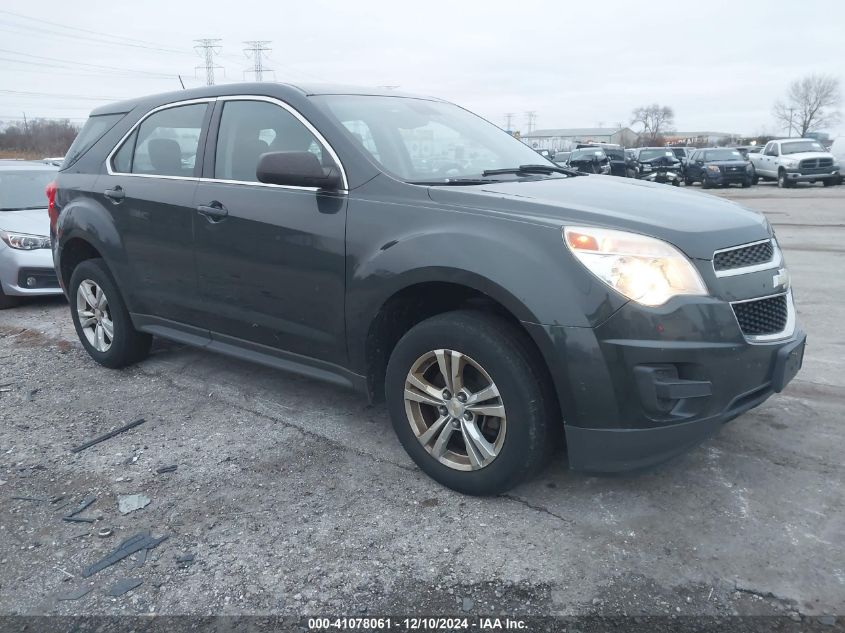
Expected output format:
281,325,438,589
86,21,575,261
0,183,843,618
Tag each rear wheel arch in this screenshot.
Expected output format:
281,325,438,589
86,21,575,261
59,237,103,290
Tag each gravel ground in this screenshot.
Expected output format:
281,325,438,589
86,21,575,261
0,182,843,624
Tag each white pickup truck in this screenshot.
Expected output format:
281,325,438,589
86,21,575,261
749,138,841,188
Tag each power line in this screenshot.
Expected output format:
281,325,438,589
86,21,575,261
0,89,125,101
243,40,273,81
0,23,195,56
0,58,184,81
0,8,195,53
194,38,223,86
504,113,514,130
0,48,180,78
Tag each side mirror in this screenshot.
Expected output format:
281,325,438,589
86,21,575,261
256,151,342,190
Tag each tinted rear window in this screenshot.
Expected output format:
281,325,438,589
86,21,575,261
61,113,125,170
0,169,58,210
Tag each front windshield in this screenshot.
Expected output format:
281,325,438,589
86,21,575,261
570,149,606,161
781,140,825,154
638,149,675,161
315,95,558,181
0,170,57,210
703,149,743,161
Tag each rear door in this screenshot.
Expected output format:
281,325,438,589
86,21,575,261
99,100,213,326
191,97,348,365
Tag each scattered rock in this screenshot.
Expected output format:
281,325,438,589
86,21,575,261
118,494,151,514
462,597,474,612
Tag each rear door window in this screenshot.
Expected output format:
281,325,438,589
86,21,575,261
130,104,208,178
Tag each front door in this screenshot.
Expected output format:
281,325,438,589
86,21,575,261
192,98,348,365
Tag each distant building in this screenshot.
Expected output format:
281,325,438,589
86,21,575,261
521,127,639,151
664,132,738,146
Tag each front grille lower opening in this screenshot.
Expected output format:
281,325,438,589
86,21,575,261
732,294,788,336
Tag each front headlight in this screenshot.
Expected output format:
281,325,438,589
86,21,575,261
782,159,797,168
563,226,708,306
706,165,721,173
0,230,51,250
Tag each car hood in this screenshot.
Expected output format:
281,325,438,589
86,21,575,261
706,160,748,167
427,175,770,260
640,156,680,166
0,208,50,235
780,151,835,161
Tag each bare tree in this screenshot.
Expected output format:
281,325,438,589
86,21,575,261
773,74,841,137
0,118,79,158
630,104,674,145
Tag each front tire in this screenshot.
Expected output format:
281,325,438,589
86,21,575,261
386,311,554,495
0,285,20,310
69,258,152,368
778,169,793,188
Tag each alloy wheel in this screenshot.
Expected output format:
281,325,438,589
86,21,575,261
76,279,114,352
403,349,507,471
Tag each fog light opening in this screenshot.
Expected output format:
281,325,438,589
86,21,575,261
26,276,37,288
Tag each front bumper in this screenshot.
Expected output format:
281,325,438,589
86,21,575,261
704,168,752,184
639,170,681,183
783,168,840,182
524,295,805,472
0,244,62,297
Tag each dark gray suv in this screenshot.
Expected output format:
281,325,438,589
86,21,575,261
51,83,805,494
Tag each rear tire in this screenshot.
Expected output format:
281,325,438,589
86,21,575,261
386,310,555,495
823,179,834,187
69,258,151,369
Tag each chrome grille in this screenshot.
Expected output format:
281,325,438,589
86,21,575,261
713,240,774,272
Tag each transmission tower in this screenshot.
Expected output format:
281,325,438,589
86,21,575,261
504,112,514,131
194,38,223,86
243,41,273,81
525,111,537,133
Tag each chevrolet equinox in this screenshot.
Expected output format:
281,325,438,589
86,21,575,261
50,84,806,495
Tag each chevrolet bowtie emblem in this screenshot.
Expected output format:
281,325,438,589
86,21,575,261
773,268,790,289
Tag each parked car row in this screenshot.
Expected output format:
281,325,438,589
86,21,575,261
537,138,841,189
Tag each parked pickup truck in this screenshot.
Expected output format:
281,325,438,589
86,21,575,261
749,138,840,188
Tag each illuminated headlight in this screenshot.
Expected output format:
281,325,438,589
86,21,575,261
0,230,51,250
563,226,708,306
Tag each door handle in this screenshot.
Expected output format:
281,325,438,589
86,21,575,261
196,202,229,223
104,186,125,203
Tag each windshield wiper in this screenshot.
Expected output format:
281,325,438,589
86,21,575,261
0,206,44,211
482,164,584,177
408,178,500,186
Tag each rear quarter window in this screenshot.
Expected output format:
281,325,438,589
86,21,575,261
61,113,126,170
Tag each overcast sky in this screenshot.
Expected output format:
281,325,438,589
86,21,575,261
1,0,843,137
